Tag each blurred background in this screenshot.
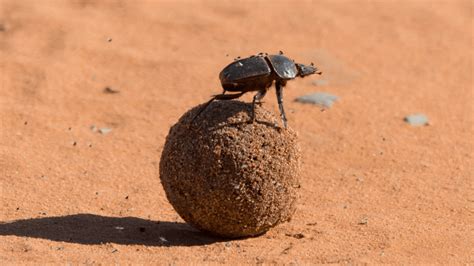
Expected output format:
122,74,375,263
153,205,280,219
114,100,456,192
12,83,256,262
0,0,472,264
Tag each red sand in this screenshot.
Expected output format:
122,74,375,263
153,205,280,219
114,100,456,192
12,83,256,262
0,0,472,264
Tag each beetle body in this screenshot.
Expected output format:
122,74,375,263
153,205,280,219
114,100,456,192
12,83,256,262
193,53,321,128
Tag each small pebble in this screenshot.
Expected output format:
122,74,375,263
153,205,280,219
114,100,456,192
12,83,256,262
311,79,329,86
358,217,368,225
159,236,168,242
286,233,305,239
114,226,124,230
103,87,119,94
99,128,112,135
404,113,429,126
295,92,338,108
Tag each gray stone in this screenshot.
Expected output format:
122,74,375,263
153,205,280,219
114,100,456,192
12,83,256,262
404,114,429,126
99,128,113,134
295,92,338,108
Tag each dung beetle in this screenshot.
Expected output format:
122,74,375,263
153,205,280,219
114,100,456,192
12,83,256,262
193,52,321,128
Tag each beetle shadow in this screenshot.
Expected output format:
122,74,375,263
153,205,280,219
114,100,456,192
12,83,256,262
0,214,225,247
189,100,282,131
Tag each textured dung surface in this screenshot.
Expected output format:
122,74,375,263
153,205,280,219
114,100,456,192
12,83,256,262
159,101,300,238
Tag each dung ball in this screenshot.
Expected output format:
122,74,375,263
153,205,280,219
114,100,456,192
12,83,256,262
159,100,300,238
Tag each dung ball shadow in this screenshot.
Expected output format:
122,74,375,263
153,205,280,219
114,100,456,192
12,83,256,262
0,213,224,246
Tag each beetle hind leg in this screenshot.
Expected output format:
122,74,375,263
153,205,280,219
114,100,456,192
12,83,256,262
191,90,245,124
214,91,245,100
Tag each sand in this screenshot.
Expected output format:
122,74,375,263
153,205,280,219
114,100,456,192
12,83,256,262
0,0,472,264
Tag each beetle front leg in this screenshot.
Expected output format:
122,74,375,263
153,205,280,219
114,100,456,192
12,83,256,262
275,81,287,128
251,89,267,123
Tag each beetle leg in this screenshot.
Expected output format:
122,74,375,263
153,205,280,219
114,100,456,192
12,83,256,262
214,91,245,100
191,97,216,123
275,81,287,128
251,89,267,123
191,91,246,123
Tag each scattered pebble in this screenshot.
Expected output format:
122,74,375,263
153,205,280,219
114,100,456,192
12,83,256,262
358,217,368,225
91,124,113,135
295,92,338,108
107,38,112,42
72,141,77,146
286,233,305,239
404,113,429,126
111,248,118,253
311,79,329,86
114,226,124,230
99,128,112,135
281,244,293,255
159,236,168,243
103,87,119,94
24,121,28,125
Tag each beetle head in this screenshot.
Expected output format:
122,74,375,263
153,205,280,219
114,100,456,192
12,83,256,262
296,63,322,77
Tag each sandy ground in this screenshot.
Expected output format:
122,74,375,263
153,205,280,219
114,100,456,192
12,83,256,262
0,0,472,264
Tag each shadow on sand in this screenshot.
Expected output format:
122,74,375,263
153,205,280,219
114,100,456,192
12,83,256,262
0,213,224,247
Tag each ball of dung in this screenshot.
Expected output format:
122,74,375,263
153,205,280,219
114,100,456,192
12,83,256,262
159,100,300,238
